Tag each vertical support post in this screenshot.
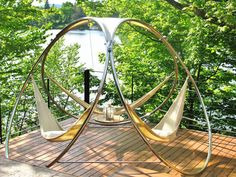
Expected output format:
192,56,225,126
131,74,134,102
47,78,50,108
84,69,90,104
0,98,2,144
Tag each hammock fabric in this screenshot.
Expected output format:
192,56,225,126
48,73,174,117
126,78,188,142
47,75,103,115
32,77,91,142
33,75,187,142
114,73,174,115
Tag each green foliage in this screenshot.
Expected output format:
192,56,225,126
77,0,236,135
0,0,49,137
0,0,235,139
34,38,87,118
7,38,88,137
0,1,99,140
42,2,86,29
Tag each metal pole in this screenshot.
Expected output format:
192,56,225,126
84,69,90,104
0,97,2,144
131,74,134,102
0,98,3,144
47,78,50,108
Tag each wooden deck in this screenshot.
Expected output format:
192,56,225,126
0,118,235,177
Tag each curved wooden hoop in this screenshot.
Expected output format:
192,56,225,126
5,17,109,159
38,18,111,167
112,20,178,118
40,19,105,121
109,19,212,175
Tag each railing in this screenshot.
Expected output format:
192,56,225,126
0,69,93,143
84,69,236,136
84,69,90,104
0,70,235,144
0,98,2,144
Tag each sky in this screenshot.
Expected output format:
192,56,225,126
47,0,76,4
32,0,76,6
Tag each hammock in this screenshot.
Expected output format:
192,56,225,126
114,74,173,115
47,73,173,117
32,77,91,142
47,75,103,114
127,78,188,142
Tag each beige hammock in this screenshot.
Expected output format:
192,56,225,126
32,77,91,142
32,73,186,142
47,75,103,114
126,78,188,142
47,73,174,117
114,73,174,115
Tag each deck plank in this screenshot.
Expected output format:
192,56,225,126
200,135,229,177
207,137,236,177
67,129,137,176
109,165,172,177
0,118,235,177
52,127,123,171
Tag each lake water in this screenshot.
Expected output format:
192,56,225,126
45,29,118,102
45,29,108,72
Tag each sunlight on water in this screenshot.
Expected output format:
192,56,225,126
45,29,107,72
43,29,120,103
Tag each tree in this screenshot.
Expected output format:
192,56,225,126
44,2,87,29
44,0,50,9
77,0,236,135
0,0,49,137
61,2,74,24
164,0,236,29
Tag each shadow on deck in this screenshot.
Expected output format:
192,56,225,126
0,118,235,177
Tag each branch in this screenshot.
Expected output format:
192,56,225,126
202,63,222,82
164,0,187,10
128,24,162,43
164,0,235,29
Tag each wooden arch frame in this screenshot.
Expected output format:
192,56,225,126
5,17,212,175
